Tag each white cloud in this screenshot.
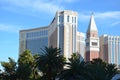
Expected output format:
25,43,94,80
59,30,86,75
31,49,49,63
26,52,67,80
32,1,64,13
78,11,120,21
95,11,120,28
95,11,120,19
0,0,64,15
50,0,78,3
0,23,22,33
79,13,90,21
111,21,120,26
78,11,120,28
64,0,77,3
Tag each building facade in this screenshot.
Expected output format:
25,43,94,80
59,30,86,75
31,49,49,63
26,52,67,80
19,10,85,59
100,35,120,67
85,14,99,61
19,26,49,55
76,32,85,60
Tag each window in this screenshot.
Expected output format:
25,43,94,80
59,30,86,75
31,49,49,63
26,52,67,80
112,38,114,40
75,17,76,23
86,42,89,46
119,38,120,41
87,34,90,38
111,42,115,63
118,42,120,64
92,42,97,46
72,17,73,23
67,15,69,22
59,15,64,22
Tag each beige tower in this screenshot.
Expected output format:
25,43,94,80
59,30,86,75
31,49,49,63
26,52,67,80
85,14,99,61
58,11,78,59
49,10,78,59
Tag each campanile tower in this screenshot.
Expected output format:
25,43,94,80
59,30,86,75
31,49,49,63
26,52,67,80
85,14,99,61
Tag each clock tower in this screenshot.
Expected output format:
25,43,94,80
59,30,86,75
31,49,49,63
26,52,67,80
85,14,99,61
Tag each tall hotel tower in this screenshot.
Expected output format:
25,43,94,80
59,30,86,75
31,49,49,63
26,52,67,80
19,10,83,59
85,14,99,61
100,35,120,67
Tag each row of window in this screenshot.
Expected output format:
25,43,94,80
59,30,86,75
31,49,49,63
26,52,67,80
26,30,48,38
108,41,120,44
59,15,77,23
86,42,98,46
108,37,120,40
26,37,48,54
77,36,85,41
92,42,98,46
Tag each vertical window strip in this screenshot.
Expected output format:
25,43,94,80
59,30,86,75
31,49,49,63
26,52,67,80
72,17,73,23
67,15,69,22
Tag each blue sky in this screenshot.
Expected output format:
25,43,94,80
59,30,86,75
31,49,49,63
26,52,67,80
0,0,120,65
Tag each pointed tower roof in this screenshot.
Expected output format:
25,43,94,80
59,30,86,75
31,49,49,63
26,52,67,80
87,13,98,33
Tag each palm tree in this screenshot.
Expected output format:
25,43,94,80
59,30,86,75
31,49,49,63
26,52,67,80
87,58,107,80
0,57,17,80
105,64,119,80
87,58,119,80
32,54,41,80
36,46,66,80
59,53,92,80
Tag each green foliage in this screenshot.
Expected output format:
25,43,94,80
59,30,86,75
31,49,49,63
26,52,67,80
31,54,41,80
105,64,119,80
36,46,66,80
1,57,17,73
0,48,119,80
59,56,119,80
0,57,17,80
18,50,34,65
59,53,92,80
17,50,34,80
87,58,119,80
70,53,80,62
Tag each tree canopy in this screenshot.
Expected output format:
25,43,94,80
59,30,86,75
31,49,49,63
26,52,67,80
0,47,119,80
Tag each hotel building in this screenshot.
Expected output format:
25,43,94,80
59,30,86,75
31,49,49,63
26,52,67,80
85,14,99,61
19,10,85,59
77,32,85,60
100,35,120,67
